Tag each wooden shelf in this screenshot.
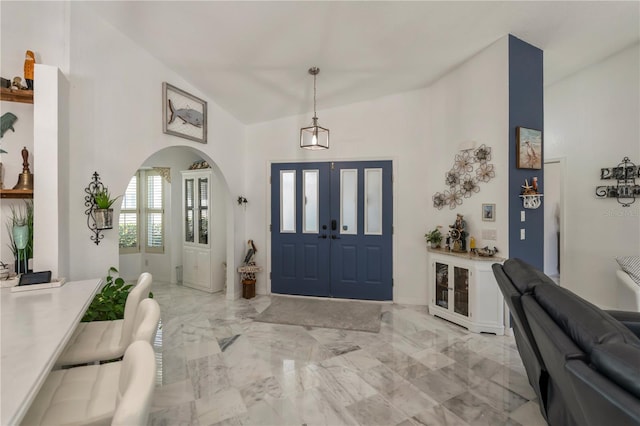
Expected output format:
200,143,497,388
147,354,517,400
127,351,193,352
0,189,33,199
0,88,33,104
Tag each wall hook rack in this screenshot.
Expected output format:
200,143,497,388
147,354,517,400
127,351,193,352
84,171,107,245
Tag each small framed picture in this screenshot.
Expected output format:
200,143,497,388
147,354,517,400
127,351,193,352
516,127,542,169
482,203,496,222
163,82,207,144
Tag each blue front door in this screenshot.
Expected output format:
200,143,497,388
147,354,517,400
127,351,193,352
271,161,392,300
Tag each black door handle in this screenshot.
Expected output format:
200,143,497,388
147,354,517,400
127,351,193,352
331,220,337,231
331,235,341,240
318,234,327,239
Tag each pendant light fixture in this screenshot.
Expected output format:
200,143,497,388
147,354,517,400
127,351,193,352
300,67,329,150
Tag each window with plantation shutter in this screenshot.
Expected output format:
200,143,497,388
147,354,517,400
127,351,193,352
145,172,164,253
119,173,139,253
119,170,165,255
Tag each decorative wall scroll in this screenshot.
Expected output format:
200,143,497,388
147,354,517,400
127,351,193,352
433,144,495,210
595,157,639,207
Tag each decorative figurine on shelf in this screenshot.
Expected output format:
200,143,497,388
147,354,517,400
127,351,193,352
11,77,25,90
449,213,468,252
24,50,35,90
1,112,18,138
521,178,538,195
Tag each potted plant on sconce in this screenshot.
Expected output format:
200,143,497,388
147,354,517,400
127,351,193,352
425,226,443,249
93,188,120,230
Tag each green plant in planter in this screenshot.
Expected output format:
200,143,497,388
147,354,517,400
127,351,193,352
94,188,120,209
425,226,443,248
82,267,154,322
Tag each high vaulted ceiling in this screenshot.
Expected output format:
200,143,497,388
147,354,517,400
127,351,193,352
89,1,639,125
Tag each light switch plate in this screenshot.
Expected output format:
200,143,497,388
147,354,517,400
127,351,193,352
521,211,526,222
520,229,526,240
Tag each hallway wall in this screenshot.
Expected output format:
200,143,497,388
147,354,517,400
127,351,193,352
545,43,640,308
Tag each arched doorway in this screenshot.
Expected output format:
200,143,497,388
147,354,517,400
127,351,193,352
116,146,235,297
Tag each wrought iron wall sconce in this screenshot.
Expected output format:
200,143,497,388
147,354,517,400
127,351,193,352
520,177,543,209
84,171,110,245
595,157,639,207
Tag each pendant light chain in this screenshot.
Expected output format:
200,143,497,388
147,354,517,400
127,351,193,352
300,66,329,149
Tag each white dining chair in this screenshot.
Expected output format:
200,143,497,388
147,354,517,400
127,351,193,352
55,273,153,367
22,340,156,426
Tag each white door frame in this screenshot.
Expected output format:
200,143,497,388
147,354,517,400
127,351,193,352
544,157,566,285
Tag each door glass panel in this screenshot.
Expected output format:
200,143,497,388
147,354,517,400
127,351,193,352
199,178,208,208
454,266,469,317
435,262,448,309
281,170,295,233
340,169,357,235
365,168,382,235
303,170,319,233
184,179,194,243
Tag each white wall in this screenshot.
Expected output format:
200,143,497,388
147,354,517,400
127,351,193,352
245,37,509,304
428,37,510,259
1,3,247,294
545,43,640,308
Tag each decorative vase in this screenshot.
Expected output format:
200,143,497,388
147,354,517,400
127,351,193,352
95,208,113,230
13,224,29,274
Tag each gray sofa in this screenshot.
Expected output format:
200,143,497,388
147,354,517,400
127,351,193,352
493,258,640,426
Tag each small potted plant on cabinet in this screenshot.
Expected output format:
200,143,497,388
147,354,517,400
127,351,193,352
93,188,120,230
425,226,443,249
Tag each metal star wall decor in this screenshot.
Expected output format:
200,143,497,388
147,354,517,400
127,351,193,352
433,144,495,210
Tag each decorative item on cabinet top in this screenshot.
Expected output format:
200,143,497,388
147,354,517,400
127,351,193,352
84,172,120,245
520,177,543,209
595,156,639,207
432,144,495,210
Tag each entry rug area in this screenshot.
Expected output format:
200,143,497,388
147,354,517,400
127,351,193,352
254,296,382,333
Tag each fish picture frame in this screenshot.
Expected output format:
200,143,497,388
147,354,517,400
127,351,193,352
163,82,207,143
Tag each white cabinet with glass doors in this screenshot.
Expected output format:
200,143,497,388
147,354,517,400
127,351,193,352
182,170,214,292
428,250,505,335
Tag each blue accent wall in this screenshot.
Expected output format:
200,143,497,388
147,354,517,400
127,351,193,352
509,35,544,269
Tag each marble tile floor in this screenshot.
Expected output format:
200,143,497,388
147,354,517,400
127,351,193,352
149,281,547,426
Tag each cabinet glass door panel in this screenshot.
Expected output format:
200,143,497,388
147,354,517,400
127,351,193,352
453,266,469,317
435,262,449,309
198,178,209,245
184,179,194,243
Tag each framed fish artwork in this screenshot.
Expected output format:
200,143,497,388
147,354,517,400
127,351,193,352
162,82,207,143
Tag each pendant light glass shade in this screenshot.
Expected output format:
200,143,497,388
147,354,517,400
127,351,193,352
300,67,329,150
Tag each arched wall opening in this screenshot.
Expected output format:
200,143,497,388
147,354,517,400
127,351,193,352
115,145,236,298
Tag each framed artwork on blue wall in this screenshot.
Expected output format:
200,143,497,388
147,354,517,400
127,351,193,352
516,127,542,169
163,82,207,144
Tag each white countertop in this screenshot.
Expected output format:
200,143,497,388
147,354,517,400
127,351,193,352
0,278,102,425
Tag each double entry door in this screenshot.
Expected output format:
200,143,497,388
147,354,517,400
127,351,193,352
271,160,392,300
